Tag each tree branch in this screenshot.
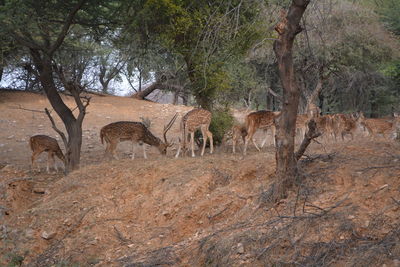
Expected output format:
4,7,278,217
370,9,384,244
295,119,321,161
45,108,68,149
49,0,87,55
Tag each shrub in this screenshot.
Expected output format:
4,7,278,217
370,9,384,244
195,108,234,146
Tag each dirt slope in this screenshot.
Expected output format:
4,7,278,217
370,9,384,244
1,91,399,266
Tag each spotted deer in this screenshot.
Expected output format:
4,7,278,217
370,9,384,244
243,110,281,155
100,114,177,159
332,113,363,141
231,124,247,153
175,108,213,158
359,112,400,139
29,135,65,173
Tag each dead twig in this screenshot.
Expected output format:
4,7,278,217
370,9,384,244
113,226,131,244
355,165,399,172
207,201,232,220
391,197,400,206
9,104,47,113
295,119,322,161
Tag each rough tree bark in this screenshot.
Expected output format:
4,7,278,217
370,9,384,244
273,0,310,201
131,80,184,101
11,0,87,173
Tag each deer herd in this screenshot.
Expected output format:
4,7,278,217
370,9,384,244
28,106,400,173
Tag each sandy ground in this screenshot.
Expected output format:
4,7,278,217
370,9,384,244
1,91,399,266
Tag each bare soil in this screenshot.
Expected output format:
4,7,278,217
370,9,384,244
1,91,399,266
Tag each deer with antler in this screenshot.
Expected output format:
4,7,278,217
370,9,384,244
29,135,65,173
100,114,177,159
175,108,213,158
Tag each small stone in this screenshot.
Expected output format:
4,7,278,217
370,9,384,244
33,188,46,194
88,239,97,245
340,235,345,240
127,244,135,248
25,229,35,238
237,243,244,254
63,219,72,226
379,184,389,190
364,220,370,227
38,124,44,127
348,215,355,219
41,231,56,240
0,144,4,147
7,135,14,139
106,116,111,119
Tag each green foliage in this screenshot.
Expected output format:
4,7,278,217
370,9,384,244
381,60,400,88
5,252,24,267
54,261,82,267
376,0,400,35
208,108,234,146
124,0,268,110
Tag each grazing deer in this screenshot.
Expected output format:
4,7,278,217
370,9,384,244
243,110,280,155
175,108,213,158
295,114,309,141
100,114,177,159
332,113,363,141
306,103,321,118
29,135,65,173
359,112,400,139
231,124,247,153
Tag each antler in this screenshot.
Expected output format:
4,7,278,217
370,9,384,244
163,113,178,145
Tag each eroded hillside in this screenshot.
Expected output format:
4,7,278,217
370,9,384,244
1,91,400,266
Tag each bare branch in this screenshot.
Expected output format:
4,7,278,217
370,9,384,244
49,0,87,55
295,119,321,161
45,108,67,149
9,104,46,113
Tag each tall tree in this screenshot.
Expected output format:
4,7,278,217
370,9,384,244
273,0,310,201
124,0,267,110
0,0,116,172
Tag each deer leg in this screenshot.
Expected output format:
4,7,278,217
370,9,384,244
252,137,261,151
190,132,196,157
243,132,253,156
143,144,147,159
131,142,135,160
46,152,53,173
175,143,181,158
200,127,207,156
109,142,119,160
104,142,111,159
31,150,42,172
207,129,213,154
271,125,276,147
49,152,57,174
260,129,268,148
232,137,236,154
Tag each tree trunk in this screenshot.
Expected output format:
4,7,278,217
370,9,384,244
101,81,110,94
30,50,82,172
65,122,82,170
273,0,309,201
132,81,161,100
